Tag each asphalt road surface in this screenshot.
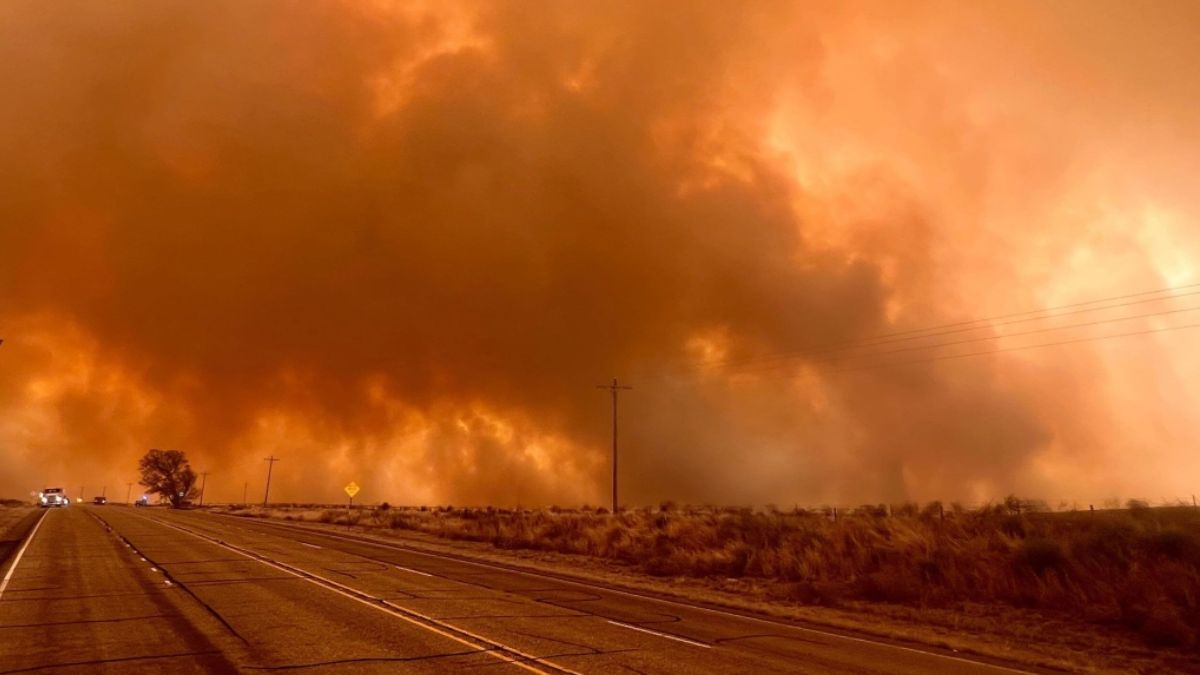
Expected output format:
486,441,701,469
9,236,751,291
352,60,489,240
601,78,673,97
0,507,1038,674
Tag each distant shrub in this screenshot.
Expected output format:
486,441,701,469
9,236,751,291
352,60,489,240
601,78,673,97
1076,520,1138,565
1013,538,1067,575
1136,602,1195,647
858,569,923,603
1022,500,1050,513
1000,515,1026,538
856,504,887,518
771,581,846,606
1144,528,1200,563
920,501,944,521
335,511,363,526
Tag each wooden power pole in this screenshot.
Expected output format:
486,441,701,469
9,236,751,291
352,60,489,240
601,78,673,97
596,378,632,513
263,456,280,507
198,472,209,507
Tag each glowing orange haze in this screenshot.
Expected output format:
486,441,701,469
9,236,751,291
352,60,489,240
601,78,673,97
2,1,1198,506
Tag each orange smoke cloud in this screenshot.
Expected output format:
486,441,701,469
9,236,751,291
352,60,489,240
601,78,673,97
1,1,1198,506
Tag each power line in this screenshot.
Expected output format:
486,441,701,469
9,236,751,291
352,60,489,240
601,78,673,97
754,289,1200,368
804,303,1200,367
815,280,1200,349
831,321,1200,374
726,308,1200,377
640,281,1200,379
649,302,1200,379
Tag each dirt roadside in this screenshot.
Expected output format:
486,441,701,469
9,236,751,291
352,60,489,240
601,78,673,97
0,507,39,572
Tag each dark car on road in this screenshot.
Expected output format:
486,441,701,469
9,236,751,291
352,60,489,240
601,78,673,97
92,496,107,505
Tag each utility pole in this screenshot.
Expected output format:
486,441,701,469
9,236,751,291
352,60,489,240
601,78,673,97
595,378,632,514
263,456,280,507
126,483,133,504
198,472,209,507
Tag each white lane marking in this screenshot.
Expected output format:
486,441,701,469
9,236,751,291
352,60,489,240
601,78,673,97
128,512,581,675
607,620,711,649
227,516,1033,674
299,542,322,550
0,510,49,600
396,565,433,577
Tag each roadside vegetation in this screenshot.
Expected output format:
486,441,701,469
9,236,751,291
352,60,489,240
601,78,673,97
221,498,1200,650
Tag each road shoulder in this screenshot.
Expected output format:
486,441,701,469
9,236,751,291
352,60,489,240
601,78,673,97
0,508,39,574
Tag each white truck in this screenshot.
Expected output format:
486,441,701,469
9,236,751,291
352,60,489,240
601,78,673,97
39,487,69,507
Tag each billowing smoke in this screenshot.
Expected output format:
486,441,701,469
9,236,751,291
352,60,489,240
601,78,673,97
2,1,1198,506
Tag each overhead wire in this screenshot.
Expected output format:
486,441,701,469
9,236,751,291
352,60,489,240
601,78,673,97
811,303,1200,366
634,280,1200,380
808,280,1200,350
831,321,1200,374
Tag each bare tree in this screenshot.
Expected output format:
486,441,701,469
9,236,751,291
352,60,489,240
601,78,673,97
138,448,199,508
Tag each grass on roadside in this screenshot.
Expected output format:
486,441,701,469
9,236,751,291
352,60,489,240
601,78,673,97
216,499,1200,650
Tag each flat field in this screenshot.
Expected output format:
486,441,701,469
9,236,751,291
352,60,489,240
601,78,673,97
208,500,1200,670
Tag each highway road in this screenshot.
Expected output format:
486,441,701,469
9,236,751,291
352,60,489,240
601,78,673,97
0,506,1039,674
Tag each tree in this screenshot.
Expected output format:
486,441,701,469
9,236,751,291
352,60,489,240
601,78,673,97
138,448,199,508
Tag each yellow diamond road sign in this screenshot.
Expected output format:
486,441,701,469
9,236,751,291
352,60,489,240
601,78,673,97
344,481,360,498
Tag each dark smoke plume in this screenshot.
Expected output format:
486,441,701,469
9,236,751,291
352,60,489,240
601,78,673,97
2,1,1198,505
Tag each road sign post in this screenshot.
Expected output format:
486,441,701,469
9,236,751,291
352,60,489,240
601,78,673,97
344,481,360,512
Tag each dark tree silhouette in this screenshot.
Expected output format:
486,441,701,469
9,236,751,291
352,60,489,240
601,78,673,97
138,448,199,508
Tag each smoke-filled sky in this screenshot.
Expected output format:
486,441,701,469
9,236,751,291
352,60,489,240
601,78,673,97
2,0,1199,506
